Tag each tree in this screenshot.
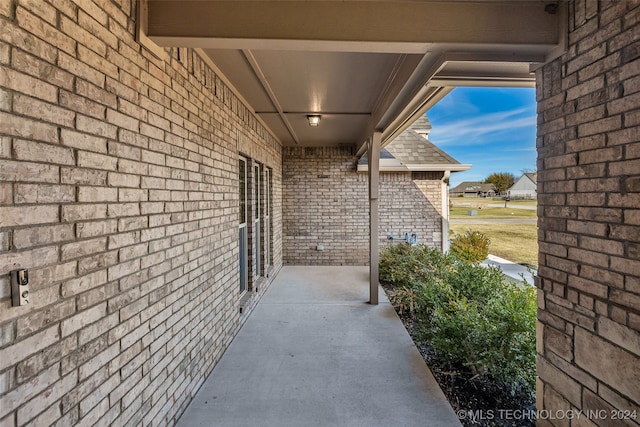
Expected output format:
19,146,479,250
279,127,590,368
484,172,515,194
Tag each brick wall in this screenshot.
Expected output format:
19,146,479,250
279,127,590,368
381,171,445,248
536,0,640,424
282,147,444,265
0,1,282,426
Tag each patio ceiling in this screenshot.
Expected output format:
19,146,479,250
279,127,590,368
143,0,566,153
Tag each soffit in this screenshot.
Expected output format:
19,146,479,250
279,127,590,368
144,0,566,149
204,49,412,146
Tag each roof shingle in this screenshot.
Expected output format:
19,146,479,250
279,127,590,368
359,116,465,170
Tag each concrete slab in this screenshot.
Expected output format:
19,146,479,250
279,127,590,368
177,266,461,427
483,254,536,286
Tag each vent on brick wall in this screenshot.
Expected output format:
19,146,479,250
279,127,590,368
317,174,329,179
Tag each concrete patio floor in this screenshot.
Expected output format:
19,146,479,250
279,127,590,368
177,266,462,427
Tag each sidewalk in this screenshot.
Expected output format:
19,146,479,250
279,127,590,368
176,266,462,427
487,203,537,210
483,254,536,285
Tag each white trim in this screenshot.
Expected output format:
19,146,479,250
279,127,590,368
357,163,471,173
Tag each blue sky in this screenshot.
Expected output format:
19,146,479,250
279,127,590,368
426,87,537,188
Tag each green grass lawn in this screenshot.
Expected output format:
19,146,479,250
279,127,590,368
450,224,539,267
449,200,539,267
504,199,538,206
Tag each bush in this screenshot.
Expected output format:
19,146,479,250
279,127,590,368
387,286,422,315
450,229,490,263
421,280,536,388
380,244,456,317
379,243,536,391
380,243,453,289
379,243,421,288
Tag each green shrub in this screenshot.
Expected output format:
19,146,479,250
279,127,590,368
380,244,456,317
450,229,490,263
443,258,505,304
379,243,536,391
380,244,457,288
379,243,421,288
421,281,536,388
387,286,422,315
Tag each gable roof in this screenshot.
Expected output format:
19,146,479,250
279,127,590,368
358,116,471,173
410,115,432,137
450,181,497,193
507,172,538,192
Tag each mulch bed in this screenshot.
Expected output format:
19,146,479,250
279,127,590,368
382,284,536,427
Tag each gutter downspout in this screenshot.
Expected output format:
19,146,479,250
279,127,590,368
441,170,451,252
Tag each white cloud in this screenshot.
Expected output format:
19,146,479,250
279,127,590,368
501,146,537,153
428,108,536,146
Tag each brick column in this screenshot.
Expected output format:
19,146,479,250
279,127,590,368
536,0,640,423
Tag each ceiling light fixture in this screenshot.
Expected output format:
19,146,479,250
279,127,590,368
307,115,321,127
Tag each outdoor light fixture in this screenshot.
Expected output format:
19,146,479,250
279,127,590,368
307,115,321,127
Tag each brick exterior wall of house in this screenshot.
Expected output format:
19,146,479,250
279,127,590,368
2,0,639,425
282,147,444,265
380,171,445,248
0,1,282,426
536,0,640,423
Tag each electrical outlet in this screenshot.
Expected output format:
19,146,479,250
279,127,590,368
11,269,29,307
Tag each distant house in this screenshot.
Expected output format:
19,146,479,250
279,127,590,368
508,173,537,199
450,181,497,198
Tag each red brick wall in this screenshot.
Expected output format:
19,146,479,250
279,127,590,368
0,1,282,425
536,1,640,423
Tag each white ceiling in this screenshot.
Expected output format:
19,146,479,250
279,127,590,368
143,0,566,150
205,49,414,146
